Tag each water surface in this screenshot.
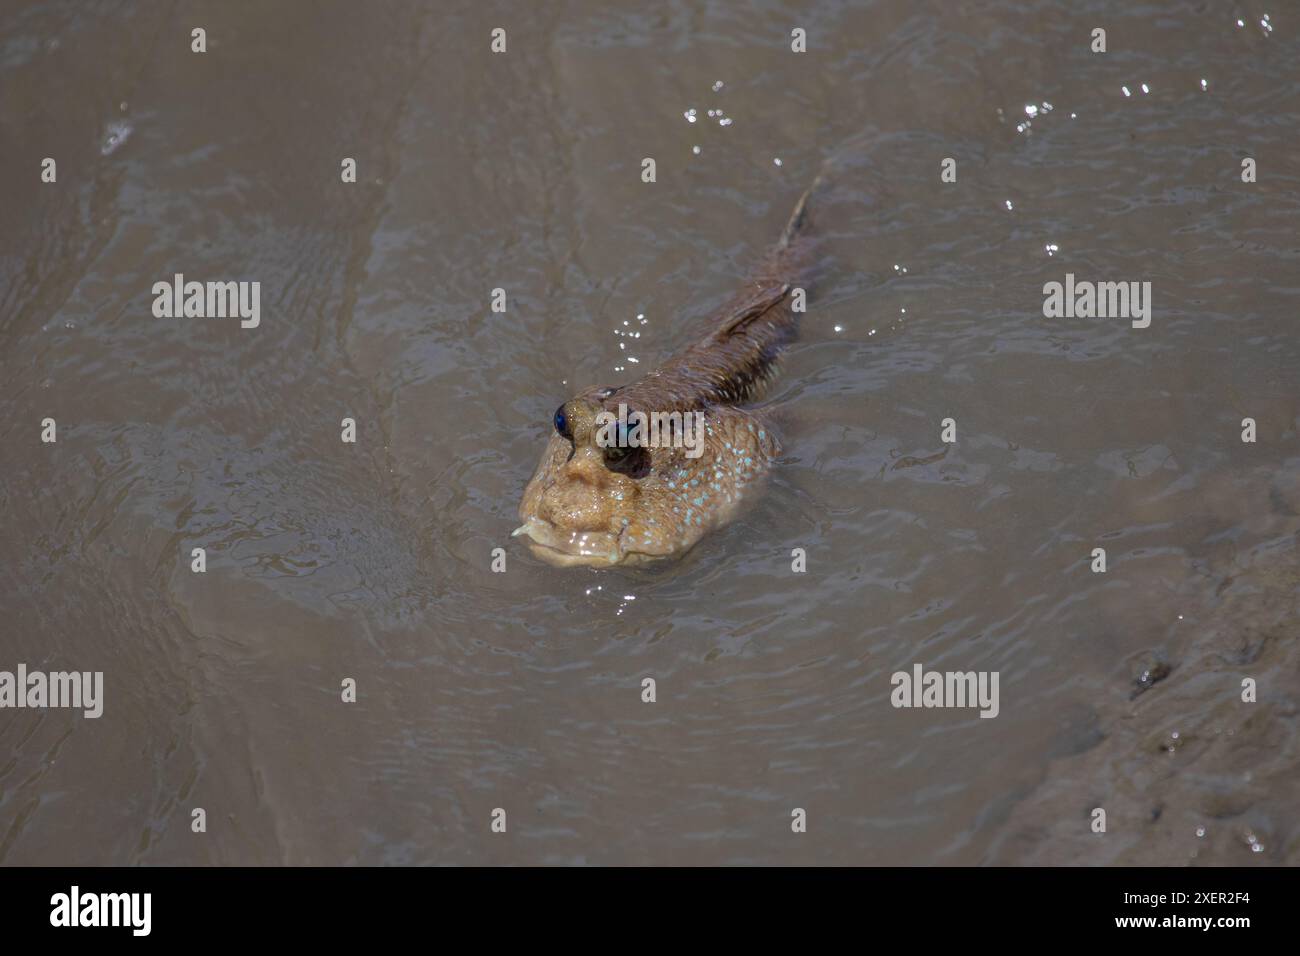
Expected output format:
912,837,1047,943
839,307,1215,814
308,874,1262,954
1,0,1297,865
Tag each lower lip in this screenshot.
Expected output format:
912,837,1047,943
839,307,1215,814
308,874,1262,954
526,533,619,559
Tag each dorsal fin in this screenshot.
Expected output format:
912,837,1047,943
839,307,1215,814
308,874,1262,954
600,176,824,413
709,282,791,341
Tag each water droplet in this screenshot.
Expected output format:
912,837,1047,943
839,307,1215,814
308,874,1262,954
100,120,133,155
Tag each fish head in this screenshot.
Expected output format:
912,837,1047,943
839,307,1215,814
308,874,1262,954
514,390,775,567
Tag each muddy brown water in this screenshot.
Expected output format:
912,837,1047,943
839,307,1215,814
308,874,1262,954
1,1,1297,865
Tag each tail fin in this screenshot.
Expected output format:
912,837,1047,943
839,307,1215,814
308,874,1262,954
777,160,834,253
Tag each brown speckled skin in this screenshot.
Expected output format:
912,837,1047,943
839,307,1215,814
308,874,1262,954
516,183,819,567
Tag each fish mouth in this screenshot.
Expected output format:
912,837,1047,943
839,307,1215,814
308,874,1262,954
506,515,650,567
512,517,629,567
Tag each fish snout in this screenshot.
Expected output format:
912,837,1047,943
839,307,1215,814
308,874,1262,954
537,454,633,532
537,479,617,531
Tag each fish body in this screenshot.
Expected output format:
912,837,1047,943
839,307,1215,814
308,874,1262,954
515,179,821,567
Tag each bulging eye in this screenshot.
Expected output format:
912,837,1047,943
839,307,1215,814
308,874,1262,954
554,405,571,438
